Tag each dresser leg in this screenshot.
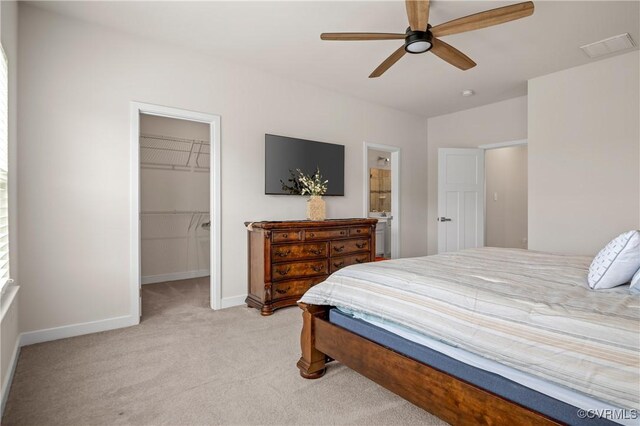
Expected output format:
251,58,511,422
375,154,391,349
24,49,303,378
260,305,274,316
297,303,328,379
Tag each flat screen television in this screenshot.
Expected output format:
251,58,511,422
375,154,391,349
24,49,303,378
265,134,345,196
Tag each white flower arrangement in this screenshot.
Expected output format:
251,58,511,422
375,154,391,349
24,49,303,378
280,167,329,196
297,167,328,196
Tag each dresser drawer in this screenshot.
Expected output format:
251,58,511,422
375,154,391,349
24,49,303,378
305,228,348,240
330,238,370,257
349,226,371,237
271,242,328,262
330,253,371,273
272,260,328,281
271,276,326,301
272,230,302,243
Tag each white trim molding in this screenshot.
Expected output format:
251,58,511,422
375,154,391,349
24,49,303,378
0,337,19,416
363,142,401,259
130,102,222,318
141,270,210,285
478,139,527,150
0,285,19,417
0,285,18,322
20,315,138,347
220,295,247,309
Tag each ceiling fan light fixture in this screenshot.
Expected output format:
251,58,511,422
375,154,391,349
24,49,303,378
404,30,433,54
320,1,535,77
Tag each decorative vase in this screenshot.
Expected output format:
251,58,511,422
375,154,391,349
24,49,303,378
306,195,326,221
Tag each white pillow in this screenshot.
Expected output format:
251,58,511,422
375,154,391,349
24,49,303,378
630,268,640,294
588,230,640,289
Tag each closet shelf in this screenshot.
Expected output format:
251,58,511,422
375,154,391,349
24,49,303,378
140,133,210,171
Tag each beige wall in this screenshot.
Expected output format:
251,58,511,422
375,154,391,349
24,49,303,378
426,96,528,254
485,145,528,249
17,5,428,333
528,51,640,255
140,115,210,281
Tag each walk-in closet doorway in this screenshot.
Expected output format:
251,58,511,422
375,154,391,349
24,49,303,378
130,103,221,321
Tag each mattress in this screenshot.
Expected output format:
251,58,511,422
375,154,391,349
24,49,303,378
299,247,640,417
330,308,626,426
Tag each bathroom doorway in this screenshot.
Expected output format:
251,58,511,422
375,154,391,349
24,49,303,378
363,142,401,259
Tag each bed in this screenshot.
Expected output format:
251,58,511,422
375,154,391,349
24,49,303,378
296,247,639,425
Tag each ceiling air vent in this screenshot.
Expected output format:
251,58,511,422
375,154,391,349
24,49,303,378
580,33,636,58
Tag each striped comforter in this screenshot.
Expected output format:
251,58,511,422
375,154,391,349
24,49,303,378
299,247,640,410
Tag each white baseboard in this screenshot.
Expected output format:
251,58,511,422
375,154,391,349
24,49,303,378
141,269,210,285
220,295,246,309
20,314,139,347
1,337,20,417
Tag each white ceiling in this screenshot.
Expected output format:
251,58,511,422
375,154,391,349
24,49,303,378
31,1,640,117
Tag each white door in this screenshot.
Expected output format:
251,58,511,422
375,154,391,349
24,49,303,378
437,148,485,253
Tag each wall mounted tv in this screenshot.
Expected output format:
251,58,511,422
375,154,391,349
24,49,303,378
265,134,345,196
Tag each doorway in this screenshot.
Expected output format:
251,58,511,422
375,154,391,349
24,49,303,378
363,142,400,259
436,140,528,254
130,103,221,322
484,144,528,249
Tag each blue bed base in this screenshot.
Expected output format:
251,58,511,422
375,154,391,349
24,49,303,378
329,308,616,426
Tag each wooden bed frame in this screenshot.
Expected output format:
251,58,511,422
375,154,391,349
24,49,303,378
297,303,561,426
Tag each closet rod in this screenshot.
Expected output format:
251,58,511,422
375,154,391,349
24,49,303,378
141,210,210,215
140,164,209,172
140,133,209,145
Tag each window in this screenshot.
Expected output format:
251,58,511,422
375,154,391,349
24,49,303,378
0,45,10,293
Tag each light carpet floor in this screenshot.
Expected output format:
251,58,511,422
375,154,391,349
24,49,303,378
2,277,446,425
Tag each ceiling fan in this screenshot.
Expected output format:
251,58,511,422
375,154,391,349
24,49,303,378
321,1,534,77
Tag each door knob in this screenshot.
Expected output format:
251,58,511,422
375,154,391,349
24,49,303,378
438,217,452,222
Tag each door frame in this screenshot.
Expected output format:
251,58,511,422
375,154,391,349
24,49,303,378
362,142,401,259
130,102,222,321
478,139,527,150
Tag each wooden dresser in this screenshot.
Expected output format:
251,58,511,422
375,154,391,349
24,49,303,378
245,218,378,315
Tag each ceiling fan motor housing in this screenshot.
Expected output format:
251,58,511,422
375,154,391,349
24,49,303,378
404,26,433,54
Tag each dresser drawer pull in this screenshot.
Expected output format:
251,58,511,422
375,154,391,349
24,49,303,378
333,261,344,268
355,257,367,264
355,229,362,233
333,245,345,253
275,249,291,257
275,287,291,295
282,233,288,238
356,242,367,249
308,232,315,238
275,266,291,276
340,231,346,235
308,248,323,255
311,264,324,272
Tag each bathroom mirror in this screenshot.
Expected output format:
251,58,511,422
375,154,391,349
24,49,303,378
369,168,391,213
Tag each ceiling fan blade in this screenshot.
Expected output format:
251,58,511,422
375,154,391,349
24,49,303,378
321,33,406,41
405,0,430,31
431,1,534,37
369,45,407,78
430,38,476,70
